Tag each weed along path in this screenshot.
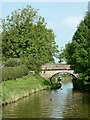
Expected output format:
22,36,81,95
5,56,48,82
2,77,89,118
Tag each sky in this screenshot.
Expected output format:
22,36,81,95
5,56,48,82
0,0,89,63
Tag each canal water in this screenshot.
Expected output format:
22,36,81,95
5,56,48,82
2,79,90,118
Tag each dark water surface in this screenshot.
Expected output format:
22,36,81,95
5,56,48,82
2,80,90,118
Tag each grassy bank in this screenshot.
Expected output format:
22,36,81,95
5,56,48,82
2,75,51,105
2,74,61,105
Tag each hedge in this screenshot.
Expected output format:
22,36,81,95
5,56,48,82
2,65,29,81
4,58,23,67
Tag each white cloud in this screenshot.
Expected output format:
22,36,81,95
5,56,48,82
62,16,83,28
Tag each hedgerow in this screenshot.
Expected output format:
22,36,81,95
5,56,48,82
2,65,29,81
4,58,23,67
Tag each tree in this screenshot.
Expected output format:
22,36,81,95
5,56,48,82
1,5,59,72
59,12,90,90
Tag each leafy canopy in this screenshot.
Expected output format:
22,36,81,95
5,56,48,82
1,5,59,72
58,12,89,82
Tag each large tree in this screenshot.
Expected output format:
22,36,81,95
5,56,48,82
1,5,59,66
58,12,90,90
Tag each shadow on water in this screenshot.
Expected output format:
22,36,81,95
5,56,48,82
2,77,90,119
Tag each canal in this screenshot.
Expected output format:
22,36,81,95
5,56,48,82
2,78,89,119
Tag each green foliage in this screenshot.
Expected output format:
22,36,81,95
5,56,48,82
1,5,59,67
58,48,65,63
51,82,61,89
59,12,90,91
43,79,51,86
4,58,23,67
73,79,85,91
26,57,41,74
2,65,29,81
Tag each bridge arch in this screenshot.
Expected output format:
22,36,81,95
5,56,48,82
40,69,78,82
49,71,77,84
40,63,78,82
50,71,77,79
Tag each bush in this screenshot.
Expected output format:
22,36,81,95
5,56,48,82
2,65,29,81
4,58,23,67
51,82,62,89
26,57,41,74
84,84,90,92
72,78,85,91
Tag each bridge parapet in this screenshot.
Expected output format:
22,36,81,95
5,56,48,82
41,63,71,70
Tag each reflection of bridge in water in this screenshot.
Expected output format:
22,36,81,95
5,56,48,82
40,63,78,82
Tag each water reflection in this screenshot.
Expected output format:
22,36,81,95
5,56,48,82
62,91,89,118
2,79,89,118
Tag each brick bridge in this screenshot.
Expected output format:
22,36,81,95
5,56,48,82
39,63,78,81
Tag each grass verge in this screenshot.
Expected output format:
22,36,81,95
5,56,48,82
2,74,60,105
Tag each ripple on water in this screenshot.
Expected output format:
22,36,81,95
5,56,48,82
2,80,89,118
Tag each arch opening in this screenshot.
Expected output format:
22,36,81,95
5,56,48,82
50,72,77,84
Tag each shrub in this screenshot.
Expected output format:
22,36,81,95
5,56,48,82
72,78,85,91
2,65,29,81
26,57,41,74
4,58,23,67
